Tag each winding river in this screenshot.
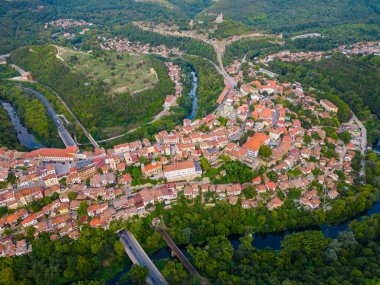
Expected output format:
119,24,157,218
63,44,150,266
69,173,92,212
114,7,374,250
1,101,45,149
187,71,198,120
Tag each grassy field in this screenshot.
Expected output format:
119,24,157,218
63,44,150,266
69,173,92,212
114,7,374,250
58,47,158,94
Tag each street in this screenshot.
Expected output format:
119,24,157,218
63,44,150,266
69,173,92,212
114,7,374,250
349,114,367,176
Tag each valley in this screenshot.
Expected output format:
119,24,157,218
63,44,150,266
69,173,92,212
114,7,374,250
0,1,380,284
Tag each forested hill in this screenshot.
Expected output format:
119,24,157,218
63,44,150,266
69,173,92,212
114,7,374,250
0,0,212,54
2,0,380,54
202,0,380,34
10,45,174,139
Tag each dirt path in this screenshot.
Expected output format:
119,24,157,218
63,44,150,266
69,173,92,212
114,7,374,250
53,45,90,62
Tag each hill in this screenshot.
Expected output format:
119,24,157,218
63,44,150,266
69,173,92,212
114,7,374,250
2,0,379,55
58,46,158,94
201,0,380,34
10,45,174,139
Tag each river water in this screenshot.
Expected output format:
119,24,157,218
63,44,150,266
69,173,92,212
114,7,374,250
373,139,380,154
1,101,45,149
108,195,380,284
187,71,198,120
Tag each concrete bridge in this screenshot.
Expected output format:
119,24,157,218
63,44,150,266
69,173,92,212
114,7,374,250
118,229,168,285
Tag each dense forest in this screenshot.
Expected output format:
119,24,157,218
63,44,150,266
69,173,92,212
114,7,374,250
287,23,380,51
2,0,380,56
0,65,19,80
0,227,127,285
224,26,380,65
203,0,380,34
185,214,380,284
10,45,175,139
0,0,213,54
0,66,22,149
212,20,254,40
2,215,380,285
268,53,380,144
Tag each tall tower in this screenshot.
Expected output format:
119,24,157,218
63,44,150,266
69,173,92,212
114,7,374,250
215,12,224,24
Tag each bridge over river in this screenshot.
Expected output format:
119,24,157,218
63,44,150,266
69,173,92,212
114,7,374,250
118,229,168,285
152,218,207,285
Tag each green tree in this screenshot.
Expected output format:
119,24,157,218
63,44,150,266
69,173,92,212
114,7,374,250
200,157,211,172
68,191,77,201
0,267,15,285
162,261,189,284
77,202,88,218
259,145,272,158
129,265,149,285
338,130,352,144
76,256,94,278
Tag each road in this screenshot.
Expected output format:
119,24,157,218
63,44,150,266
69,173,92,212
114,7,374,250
133,21,275,75
349,114,367,176
119,229,168,285
37,83,99,148
18,87,77,147
8,62,99,148
10,64,28,76
0,54,10,63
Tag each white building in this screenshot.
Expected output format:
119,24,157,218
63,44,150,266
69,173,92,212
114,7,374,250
163,160,202,182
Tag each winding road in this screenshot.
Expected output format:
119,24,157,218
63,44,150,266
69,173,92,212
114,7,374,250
36,82,99,148
133,21,277,75
8,62,99,148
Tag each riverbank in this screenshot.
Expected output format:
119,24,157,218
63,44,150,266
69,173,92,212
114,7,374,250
0,84,64,148
187,71,198,120
108,185,380,284
0,100,44,149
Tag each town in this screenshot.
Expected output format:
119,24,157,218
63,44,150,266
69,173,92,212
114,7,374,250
0,50,368,258
258,41,380,64
100,36,184,58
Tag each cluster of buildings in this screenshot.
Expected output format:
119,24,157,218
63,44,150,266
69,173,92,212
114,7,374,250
44,18,94,40
100,37,183,58
261,50,324,63
0,50,367,258
254,41,379,67
164,62,182,108
44,19,94,29
338,41,380,56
